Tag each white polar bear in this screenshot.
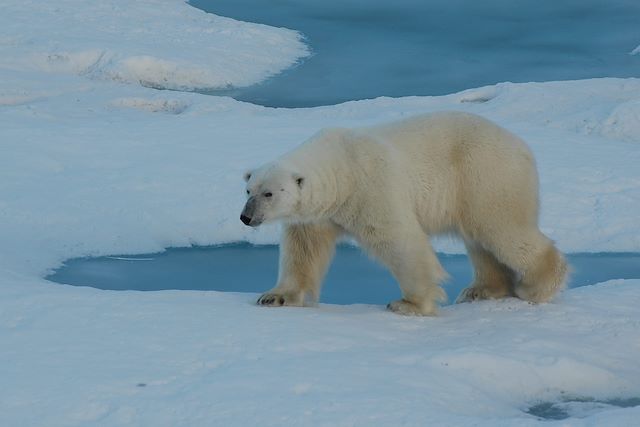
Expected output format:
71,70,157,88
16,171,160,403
241,112,567,316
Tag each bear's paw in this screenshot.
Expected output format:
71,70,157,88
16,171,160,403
386,299,437,316
256,291,304,307
456,286,511,303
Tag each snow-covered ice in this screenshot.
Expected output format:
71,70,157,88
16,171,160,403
0,0,308,91
3,276,640,426
1,0,639,426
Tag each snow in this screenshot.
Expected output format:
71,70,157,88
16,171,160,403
2,274,640,426
0,1,308,91
1,0,639,426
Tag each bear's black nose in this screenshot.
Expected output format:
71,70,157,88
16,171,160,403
240,214,252,225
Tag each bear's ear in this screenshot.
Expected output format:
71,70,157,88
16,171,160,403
243,170,252,182
293,173,304,188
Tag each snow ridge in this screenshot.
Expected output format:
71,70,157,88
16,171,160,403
0,1,309,90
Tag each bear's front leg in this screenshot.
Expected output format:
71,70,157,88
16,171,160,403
364,226,447,316
257,222,341,308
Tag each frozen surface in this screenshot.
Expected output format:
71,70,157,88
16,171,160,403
48,247,640,306
191,0,640,107
2,274,640,426
1,0,640,425
0,1,308,91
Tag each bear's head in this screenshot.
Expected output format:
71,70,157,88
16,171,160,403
240,163,305,227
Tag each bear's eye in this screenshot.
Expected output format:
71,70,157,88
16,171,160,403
264,192,273,198
246,190,250,195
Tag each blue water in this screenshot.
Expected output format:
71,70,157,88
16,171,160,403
189,0,640,107
47,245,640,306
527,396,640,420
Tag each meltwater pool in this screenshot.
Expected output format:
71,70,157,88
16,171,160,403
47,245,640,305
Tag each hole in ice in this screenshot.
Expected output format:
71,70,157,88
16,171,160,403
46,245,640,306
526,396,640,420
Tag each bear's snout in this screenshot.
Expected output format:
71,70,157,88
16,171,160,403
241,197,262,227
240,214,252,226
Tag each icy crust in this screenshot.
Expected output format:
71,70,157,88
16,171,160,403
0,1,309,90
1,274,639,426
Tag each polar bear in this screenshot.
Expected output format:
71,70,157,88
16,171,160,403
241,112,567,316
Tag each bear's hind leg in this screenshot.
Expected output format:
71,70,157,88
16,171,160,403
363,226,447,316
257,222,341,307
483,228,567,303
456,241,516,303
515,241,567,303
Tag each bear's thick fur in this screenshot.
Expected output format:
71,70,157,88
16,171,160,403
241,112,567,315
